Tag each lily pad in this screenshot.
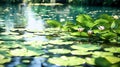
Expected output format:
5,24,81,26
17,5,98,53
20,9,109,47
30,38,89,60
0,57,11,64
85,57,95,65
104,47,120,53
0,54,5,59
0,41,4,44
22,60,30,63
92,52,113,57
9,48,27,56
48,49,71,54
105,56,120,64
48,56,85,66
71,50,92,55
0,65,4,67
49,40,73,45
71,44,100,51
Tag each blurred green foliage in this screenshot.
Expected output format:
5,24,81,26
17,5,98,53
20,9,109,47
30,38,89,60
46,14,120,43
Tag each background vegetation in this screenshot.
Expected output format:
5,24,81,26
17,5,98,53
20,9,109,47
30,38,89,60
0,0,120,7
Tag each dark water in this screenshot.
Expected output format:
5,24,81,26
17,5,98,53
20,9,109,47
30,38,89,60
0,4,120,67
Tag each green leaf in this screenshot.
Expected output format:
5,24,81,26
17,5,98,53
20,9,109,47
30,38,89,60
105,56,120,64
104,47,120,53
98,14,114,22
80,32,88,37
48,49,71,54
70,32,81,36
95,57,111,67
46,20,61,28
76,14,94,28
94,19,109,29
111,22,118,29
101,32,117,39
48,56,85,66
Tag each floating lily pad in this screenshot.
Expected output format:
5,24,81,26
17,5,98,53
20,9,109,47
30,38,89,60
71,50,92,55
26,50,44,56
45,28,60,32
9,48,27,56
105,56,120,64
1,32,19,35
92,52,113,57
0,54,5,59
48,49,71,54
71,44,100,51
0,50,9,57
0,57,11,64
49,40,73,45
22,60,30,63
48,56,85,66
85,57,95,65
24,41,47,46
0,41,4,44
0,35,23,40
104,47,120,53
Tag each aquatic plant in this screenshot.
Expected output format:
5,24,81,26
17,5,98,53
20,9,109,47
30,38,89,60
46,14,120,43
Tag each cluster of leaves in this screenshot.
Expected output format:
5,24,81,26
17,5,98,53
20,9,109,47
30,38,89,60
46,14,120,43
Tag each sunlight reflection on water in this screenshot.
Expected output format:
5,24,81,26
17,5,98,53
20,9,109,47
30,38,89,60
25,6,45,31
23,6,47,42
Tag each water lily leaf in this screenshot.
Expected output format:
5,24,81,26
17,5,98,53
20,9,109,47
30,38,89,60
46,19,61,28
98,14,114,22
0,50,9,57
48,49,71,54
105,56,120,64
70,32,88,37
85,58,95,65
104,47,120,53
22,59,30,63
101,32,117,39
76,14,94,28
62,26,71,31
92,52,113,57
0,54,5,59
49,40,73,45
0,65,4,67
48,56,85,66
71,44,100,51
111,22,118,29
0,58,11,64
9,48,27,56
94,19,109,28
70,32,81,36
71,50,92,55
63,21,74,26
95,57,111,67
80,32,88,37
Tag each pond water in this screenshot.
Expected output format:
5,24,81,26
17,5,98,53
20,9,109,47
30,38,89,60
0,4,120,67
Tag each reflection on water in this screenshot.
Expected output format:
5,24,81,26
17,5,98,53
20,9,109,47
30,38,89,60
6,57,21,67
5,19,14,33
23,5,47,42
25,6,45,31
